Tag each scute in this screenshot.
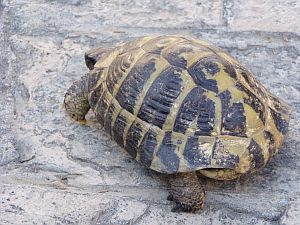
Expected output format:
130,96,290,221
88,35,291,176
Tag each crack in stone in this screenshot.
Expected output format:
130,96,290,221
222,0,234,26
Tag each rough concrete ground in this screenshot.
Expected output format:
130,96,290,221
0,0,299,224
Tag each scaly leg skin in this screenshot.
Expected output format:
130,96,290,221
64,73,91,121
168,172,205,213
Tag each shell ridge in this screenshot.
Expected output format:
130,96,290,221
84,35,290,176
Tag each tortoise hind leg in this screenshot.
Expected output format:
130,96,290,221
168,172,205,213
64,74,91,121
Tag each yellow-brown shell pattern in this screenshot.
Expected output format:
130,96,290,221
87,35,291,176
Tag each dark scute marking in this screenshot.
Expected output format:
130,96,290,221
197,54,236,78
247,139,264,168
269,95,291,115
212,139,240,169
264,131,276,159
173,87,215,136
216,154,239,169
239,68,266,99
236,82,265,124
139,128,158,168
95,90,110,126
116,54,157,114
197,55,221,75
270,108,289,134
125,121,144,158
106,54,132,94
164,46,192,69
195,97,215,136
219,90,247,137
183,136,210,169
199,55,237,79
223,60,237,79
241,71,251,84
112,112,127,147
137,67,183,128
89,83,103,110
173,87,204,133
205,62,220,75
104,102,116,135
187,57,219,93
156,132,180,173
87,69,102,91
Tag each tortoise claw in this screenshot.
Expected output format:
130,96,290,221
171,202,194,213
167,194,174,201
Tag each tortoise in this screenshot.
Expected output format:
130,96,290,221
64,35,291,212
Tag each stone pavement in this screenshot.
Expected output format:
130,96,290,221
0,0,299,224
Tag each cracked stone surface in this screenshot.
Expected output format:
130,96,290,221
0,0,299,224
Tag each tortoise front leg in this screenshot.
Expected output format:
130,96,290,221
168,172,205,213
64,73,91,121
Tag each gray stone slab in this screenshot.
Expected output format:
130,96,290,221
227,0,300,34
0,0,299,224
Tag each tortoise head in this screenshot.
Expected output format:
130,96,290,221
64,81,90,121
64,69,103,121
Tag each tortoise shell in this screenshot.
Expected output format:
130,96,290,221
86,35,291,177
